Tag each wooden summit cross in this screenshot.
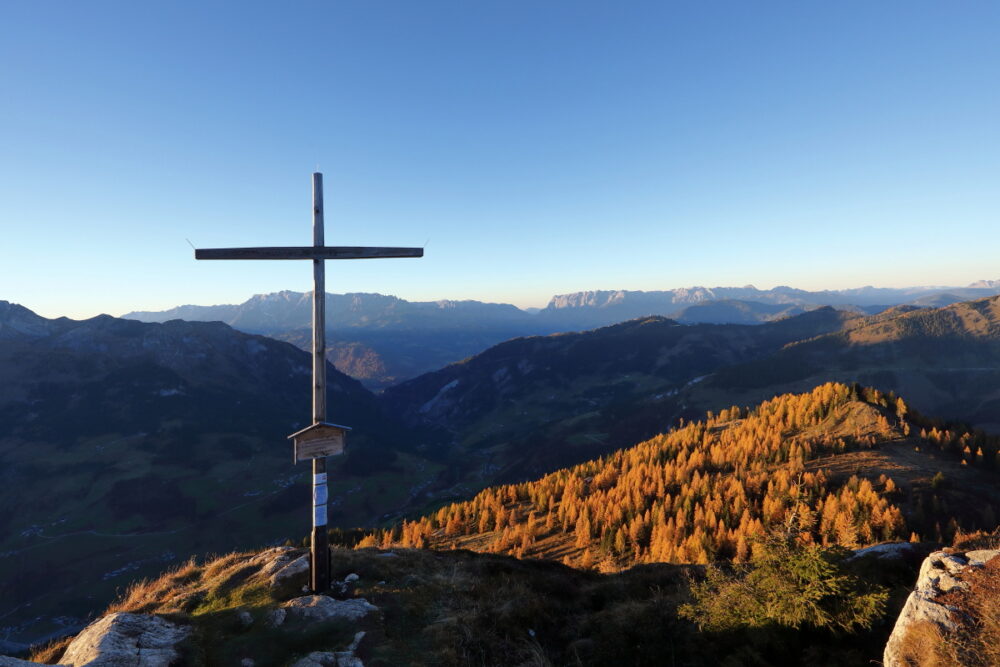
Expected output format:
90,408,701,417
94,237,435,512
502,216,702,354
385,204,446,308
195,172,422,592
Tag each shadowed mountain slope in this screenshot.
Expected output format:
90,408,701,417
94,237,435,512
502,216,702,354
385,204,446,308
671,298,810,324
691,296,1000,431
381,308,852,488
0,302,431,647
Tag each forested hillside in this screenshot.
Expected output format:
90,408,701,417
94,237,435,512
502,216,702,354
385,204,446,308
368,383,1000,570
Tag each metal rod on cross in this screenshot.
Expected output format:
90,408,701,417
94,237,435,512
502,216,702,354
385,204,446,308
195,172,422,592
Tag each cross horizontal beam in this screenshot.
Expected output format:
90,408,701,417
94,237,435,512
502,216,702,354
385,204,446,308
195,246,423,260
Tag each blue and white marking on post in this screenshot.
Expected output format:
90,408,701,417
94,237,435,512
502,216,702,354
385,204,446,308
313,472,328,527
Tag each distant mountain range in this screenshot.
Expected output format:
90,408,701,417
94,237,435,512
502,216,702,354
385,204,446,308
124,291,531,333
124,282,1000,387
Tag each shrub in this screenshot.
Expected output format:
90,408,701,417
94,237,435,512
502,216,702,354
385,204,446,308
679,530,888,633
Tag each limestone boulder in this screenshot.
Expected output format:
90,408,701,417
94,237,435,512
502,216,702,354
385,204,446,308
965,548,1000,566
247,546,296,577
58,613,189,667
884,549,1000,666
266,555,311,596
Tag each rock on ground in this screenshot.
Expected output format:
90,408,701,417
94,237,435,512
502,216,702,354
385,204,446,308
247,546,295,577
290,631,366,667
266,608,287,628
58,613,190,667
282,596,378,623
884,549,1000,667
264,554,310,588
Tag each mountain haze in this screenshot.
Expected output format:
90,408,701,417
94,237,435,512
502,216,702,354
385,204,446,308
534,283,1000,328
124,282,1000,387
126,292,543,389
125,291,532,333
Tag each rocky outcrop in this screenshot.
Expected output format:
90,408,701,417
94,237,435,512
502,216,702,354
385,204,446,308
262,594,378,630
281,596,378,624
58,613,189,667
252,546,296,576
261,551,310,591
884,548,1000,667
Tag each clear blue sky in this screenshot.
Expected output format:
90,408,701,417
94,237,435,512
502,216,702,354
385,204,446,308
2,1,998,318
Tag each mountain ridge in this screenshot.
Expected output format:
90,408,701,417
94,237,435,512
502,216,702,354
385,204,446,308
690,295,1000,432
125,280,1000,330
121,282,1000,388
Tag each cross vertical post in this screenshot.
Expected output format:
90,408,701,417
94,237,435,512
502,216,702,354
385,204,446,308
310,172,330,592
194,172,422,593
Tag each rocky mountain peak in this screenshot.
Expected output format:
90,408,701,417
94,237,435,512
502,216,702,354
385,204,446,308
0,301,55,339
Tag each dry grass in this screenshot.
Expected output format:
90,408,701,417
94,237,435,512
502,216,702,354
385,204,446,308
897,552,1000,667
941,556,1000,666
26,634,74,665
101,548,300,617
897,621,962,667
952,528,1000,552
104,555,203,615
27,552,286,664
